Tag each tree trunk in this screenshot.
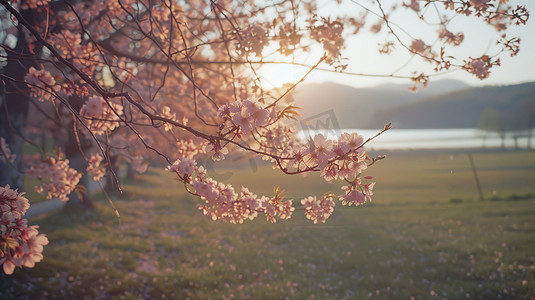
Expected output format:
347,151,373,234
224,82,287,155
64,143,94,209
0,94,28,190
0,10,37,190
64,96,94,209
126,162,136,179
64,161,94,210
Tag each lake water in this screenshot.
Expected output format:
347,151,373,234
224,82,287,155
298,128,533,150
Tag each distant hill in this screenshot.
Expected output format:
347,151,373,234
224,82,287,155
369,82,535,129
293,79,470,129
373,79,471,96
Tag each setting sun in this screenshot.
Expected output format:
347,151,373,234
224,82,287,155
258,62,301,88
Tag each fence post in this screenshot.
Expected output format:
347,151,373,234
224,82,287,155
468,153,484,201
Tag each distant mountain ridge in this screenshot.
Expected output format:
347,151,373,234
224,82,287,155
293,79,471,129
369,82,535,129
373,79,471,96
293,80,534,130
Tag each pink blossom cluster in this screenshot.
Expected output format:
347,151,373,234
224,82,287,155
165,130,376,224
410,39,435,58
86,153,106,181
297,177,375,224
470,0,491,11
409,73,430,93
261,193,295,223
218,99,270,135
378,41,396,55
193,178,259,224
49,31,99,74
348,13,367,35
60,80,89,97
301,195,335,224
404,0,420,12
438,28,464,46
166,158,197,176
398,0,528,82
167,159,294,224
207,141,230,161
0,185,49,275
278,24,302,56
497,35,521,57
442,0,529,27
370,20,383,34
55,0,118,37
0,137,16,163
0,185,29,221
79,96,124,135
257,124,297,159
26,155,82,202
176,139,206,160
161,106,177,132
295,133,368,182
236,25,269,57
17,0,51,9
463,56,499,80
299,179,375,224
308,16,345,65
340,178,375,207
289,132,376,222
24,67,60,102
511,5,530,25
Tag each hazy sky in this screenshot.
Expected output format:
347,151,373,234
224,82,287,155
259,0,535,89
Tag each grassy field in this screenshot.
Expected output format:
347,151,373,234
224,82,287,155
2,150,535,299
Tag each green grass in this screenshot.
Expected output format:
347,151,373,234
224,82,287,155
2,151,535,299
22,176,47,205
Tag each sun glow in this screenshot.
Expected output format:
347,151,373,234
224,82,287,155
258,63,301,89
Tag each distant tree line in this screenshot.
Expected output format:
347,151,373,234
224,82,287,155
478,101,535,150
